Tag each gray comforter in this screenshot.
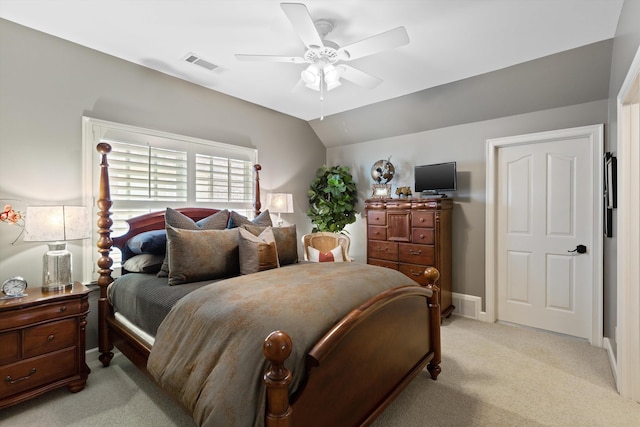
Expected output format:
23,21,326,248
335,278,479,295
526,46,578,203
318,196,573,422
146,262,418,427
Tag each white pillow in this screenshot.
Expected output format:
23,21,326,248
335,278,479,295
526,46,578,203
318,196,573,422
307,245,344,263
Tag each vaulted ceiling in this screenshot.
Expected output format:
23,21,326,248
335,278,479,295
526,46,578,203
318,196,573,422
0,0,624,127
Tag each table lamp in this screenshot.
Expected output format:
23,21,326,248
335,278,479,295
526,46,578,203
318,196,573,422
266,193,294,227
24,206,91,291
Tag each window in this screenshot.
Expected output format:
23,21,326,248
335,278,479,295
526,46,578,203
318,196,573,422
82,117,257,278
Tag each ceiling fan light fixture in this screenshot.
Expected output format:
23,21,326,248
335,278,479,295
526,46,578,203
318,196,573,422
301,65,319,85
323,64,340,84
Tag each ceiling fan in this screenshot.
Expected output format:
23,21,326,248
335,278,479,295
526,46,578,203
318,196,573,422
235,2,410,93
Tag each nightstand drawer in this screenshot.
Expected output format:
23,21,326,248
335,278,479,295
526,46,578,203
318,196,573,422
399,243,435,265
0,347,76,399
23,319,77,358
0,300,82,330
0,332,19,365
368,240,398,261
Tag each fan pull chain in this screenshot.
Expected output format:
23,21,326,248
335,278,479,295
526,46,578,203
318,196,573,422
320,69,325,120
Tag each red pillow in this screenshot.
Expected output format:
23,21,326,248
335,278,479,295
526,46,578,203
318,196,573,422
308,245,344,262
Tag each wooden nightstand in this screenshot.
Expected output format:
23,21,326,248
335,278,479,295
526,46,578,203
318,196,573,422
0,282,91,409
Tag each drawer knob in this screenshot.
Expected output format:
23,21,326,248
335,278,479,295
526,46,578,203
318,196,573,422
419,234,425,239
409,249,422,255
5,368,37,384
59,306,67,313
48,334,55,341
419,218,425,222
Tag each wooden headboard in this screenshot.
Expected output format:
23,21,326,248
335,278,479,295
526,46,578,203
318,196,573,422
95,142,263,288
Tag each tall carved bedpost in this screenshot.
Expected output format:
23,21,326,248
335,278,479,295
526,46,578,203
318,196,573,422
424,266,442,380
254,164,262,217
263,330,293,427
96,143,115,367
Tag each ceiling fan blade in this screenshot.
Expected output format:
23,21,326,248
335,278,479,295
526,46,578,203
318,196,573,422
235,54,306,64
339,65,383,89
337,26,410,61
280,2,324,49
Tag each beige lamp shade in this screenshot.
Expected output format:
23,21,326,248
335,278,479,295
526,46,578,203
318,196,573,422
24,206,91,242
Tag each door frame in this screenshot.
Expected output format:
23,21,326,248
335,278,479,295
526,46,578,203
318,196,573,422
616,45,640,401
484,124,604,346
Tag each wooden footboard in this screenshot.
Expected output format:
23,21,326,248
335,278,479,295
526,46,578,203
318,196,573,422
264,268,442,427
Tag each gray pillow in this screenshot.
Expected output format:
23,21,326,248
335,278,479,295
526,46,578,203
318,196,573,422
166,226,240,286
157,208,230,277
122,254,165,274
227,209,273,229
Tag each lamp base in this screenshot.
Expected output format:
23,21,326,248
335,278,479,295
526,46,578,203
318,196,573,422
41,242,74,291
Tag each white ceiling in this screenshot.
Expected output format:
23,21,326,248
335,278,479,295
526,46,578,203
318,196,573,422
0,0,624,121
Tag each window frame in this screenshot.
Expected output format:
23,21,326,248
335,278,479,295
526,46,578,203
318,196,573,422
81,117,258,282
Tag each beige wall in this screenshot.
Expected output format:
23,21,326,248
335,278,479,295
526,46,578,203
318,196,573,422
327,100,608,305
0,19,325,288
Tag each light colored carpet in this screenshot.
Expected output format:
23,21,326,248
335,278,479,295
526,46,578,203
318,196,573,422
1,316,639,426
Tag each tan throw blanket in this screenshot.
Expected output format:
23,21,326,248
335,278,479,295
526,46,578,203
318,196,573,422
147,262,418,427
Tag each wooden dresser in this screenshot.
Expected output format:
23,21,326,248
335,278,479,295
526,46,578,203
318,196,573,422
0,282,91,408
365,197,454,317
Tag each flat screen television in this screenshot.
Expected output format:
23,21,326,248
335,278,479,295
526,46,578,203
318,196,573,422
414,162,457,196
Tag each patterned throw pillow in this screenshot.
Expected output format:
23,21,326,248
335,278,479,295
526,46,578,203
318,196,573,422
166,226,240,285
157,208,230,277
307,245,344,263
241,224,298,266
238,227,279,275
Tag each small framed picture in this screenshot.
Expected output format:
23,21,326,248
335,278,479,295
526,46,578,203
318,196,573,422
371,184,392,198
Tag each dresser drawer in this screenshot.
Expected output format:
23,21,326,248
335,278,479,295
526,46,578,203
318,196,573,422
412,211,434,228
367,259,399,270
399,263,430,285
367,210,386,226
23,319,77,358
399,243,435,265
412,228,434,244
0,300,82,330
368,240,398,261
0,332,19,365
0,347,76,399
368,226,387,241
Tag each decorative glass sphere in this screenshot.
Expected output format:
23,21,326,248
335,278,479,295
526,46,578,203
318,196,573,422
371,159,395,184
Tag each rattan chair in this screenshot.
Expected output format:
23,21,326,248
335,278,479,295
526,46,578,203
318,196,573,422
301,232,352,262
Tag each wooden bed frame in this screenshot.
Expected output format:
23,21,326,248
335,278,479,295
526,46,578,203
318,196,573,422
95,142,442,426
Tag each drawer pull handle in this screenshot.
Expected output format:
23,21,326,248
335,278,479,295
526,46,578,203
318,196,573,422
376,247,388,252
5,368,37,384
410,270,421,277
409,249,422,255
59,306,67,313
48,334,55,341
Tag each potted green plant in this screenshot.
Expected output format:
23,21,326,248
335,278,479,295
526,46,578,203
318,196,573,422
307,165,358,233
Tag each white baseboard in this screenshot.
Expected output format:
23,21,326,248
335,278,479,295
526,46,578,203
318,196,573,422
452,292,482,320
603,337,618,389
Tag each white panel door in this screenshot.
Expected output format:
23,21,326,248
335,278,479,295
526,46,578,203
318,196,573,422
497,137,593,339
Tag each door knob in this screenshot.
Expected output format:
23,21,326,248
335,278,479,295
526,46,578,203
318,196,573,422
568,244,587,254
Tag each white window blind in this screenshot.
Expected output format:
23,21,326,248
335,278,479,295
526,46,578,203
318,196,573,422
82,117,257,277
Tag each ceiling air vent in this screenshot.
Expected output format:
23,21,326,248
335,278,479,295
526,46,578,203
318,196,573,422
184,53,218,71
